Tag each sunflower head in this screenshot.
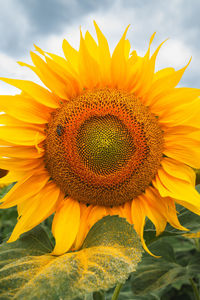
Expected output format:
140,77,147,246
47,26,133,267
0,21,200,256
44,88,164,206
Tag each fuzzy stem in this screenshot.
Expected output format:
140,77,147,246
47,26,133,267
189,278,200,300
111,283,123,300
194,238,200,252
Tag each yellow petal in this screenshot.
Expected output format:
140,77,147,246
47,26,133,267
34,44,45,55
140,193,167,236
146,187,187,231
34,44,78,79
0,139,14,147
153,67,175,81
146,58,191,106
125,33,156,95
73,203,93,250
0,145,44,159
124,39,131,60
125,54,143,92
85,30,98,60
121,201,132,224
62,39,79,73
106,205,123,219
0,170,25,185
0,126,45,146
0,114,45,146
164,136,200,168
131,197,154,256
8,181,61,242
163,124,199,136
164,197,188,231
134,37,167,98
150,88,200,115
79,31,100,88
30,52,70,100
0,170,49,208
161,157,196,185
45,52,76,76
0,113,42,129
44,56,81,98
87,205,107,229
153,169,200,215
176,197,200,216
129,33,155,92
0,94,52,124
183,231,200,238
111,26,129,88
158,96,200,128
0,157,43,171
93,21,111,84
0,78,59,108
45,52,78,77
52,197,80,255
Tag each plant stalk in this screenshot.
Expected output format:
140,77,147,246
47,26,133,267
111,283,123,300
194,238,200,252
189,278,200,300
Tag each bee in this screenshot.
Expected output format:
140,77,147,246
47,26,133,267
56,124,64,136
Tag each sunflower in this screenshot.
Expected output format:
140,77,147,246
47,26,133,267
0,22,200,256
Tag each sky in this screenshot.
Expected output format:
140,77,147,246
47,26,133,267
0,0,199,95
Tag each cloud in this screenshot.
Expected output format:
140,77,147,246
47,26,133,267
0,0,199,93
36,0,199,87
0,0,31,57
20,0,112,34
0,0,112,56
0,52,41,95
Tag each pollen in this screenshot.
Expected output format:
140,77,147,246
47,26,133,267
44,88,164,206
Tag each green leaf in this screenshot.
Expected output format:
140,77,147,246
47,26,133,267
0,184,17,243
143,206,200,247
0,226,53,269
0,183,15,199
132,240,183,295
131,259,184,296
131,238,200,296
177,207,200,232
0,215,143,300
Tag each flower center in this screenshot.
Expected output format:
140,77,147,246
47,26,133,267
76,115,135,175
44,88,164,206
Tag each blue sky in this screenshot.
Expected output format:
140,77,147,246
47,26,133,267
0,0,199,94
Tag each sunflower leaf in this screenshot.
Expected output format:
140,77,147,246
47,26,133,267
131,238,200,296
0,215,142,300
144,207,200,246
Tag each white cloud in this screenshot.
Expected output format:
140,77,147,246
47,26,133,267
155,39,192,70
0,52,41,95
38,1,196,69
0,0,30,53
0,0,199,94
